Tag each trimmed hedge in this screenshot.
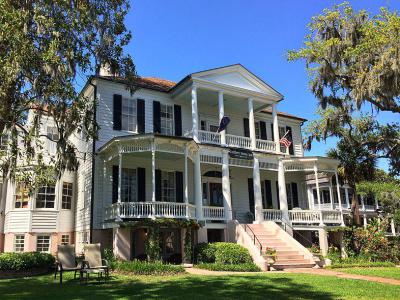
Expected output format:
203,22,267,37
328,261,396,269
195,242,253,264
111,260,185,275
0,252,55,271
197,263,261,272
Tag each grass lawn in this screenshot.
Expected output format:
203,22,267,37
338,267,400,280
0,272,399,300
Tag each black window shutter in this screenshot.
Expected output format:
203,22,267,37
175,171,183,203
137,99,145,133
291,182,299,208
200,120,206,131
260,121,267,140
265,180,273,209
112,165,119,203
286,126,294,155
247,178,255,216
113,94,122,130
270,124,274,141
137,167,146,201
275,181,280,210
174,105,182,136
155,169,162,201
153,101,161,133
243,118,250,137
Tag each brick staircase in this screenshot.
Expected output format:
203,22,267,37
246,223,315,270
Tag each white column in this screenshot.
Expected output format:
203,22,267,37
191,85,199,142
253,155,263,223
329,177,334,210
218,91,226,146
278,160,289,224
272,103,280,153
319,228,329,256
390,219,396,236
151,142,156,203
194,151,203,220
118,152,122,203
345,186,350,209
314,163,321,210
222,151,232,220
360,195,365,211
184,145,189,217
335,171,345,226
363,214,367,228
375,196,379,210
248,98,256,150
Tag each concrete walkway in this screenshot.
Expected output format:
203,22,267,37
185,267,400,286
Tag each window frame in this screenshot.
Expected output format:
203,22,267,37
160,104,174,135
36,184,56,209
254,121,261,140
14,234,25,252
61,234,70,245
121,168,137,202
61,182,73,210
36,235,51,253
161,170,175,202
0,133,9,151
121,97,137,132
14,184,30,209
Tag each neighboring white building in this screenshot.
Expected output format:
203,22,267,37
0,64,394,267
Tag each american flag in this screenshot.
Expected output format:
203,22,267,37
279,131,292,148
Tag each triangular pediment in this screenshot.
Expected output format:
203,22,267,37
191,64,283,99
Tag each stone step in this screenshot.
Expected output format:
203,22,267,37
272,263,316,270
274,258,311,264
276,254,305,260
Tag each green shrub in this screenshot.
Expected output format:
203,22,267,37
328,261,395,269
111,260,185,275
195,242,253,265
197,263,260,272
0,252,55,271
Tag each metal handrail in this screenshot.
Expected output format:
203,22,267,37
244,224,263,255
279,217,315,248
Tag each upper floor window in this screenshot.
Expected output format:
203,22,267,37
36,235,51,252
121,98,137,131
200,120,219,133
161,171,175,202
0,134,9,151
47,126,59,141
255,122,261,140
62,182,73,209
160,104,173,135
36,185,56,208
14,235,25,252
279,126,287,152
121,168,137,202
14,184,29,209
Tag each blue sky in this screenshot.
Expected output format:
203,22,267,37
123,0,399,170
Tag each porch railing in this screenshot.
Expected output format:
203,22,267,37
202,206,225,220
198,130,220,145
104,202,197,220
262,209,342,226
226,134,252,149
256,139,276,152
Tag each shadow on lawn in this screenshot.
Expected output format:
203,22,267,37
0,274,337,300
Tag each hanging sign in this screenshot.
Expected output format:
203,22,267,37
228,149,253,160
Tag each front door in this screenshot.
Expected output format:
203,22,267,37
160,229,181,263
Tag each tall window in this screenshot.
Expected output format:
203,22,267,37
62,182,73,209
61,234,70,245
161,171,175,202
14,235,25,252
14,184,29,209
121,168,137,202
121,98,137,131
36,235,51,252
36,185,56,208
46,126,59,141
160,104,173,135
255,122,261,139
0,134,9,151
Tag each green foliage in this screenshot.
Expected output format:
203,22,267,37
0,1,137,181
111,260,185,275
103,248,116,263
0,252,55,271
183,230,193,263
289,2,400,176
195,243,253,265
328,261,395,269
197,263,260,272
145,226,161,262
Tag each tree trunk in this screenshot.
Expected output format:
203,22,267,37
351,184,361,226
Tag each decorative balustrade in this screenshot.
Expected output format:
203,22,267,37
256,139,276,152
226,134,252,149
198,130,220,145
289,210,322,224
321,210,342,224
203,206,225,220
262,209,283,222
104,202,197,220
